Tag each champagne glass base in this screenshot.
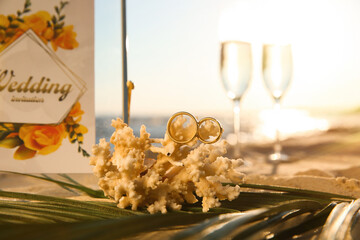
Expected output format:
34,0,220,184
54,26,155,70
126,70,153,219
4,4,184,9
268,153,289,163
267,153,291,175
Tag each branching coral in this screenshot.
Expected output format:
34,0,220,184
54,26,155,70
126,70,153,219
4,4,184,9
90,118,244,214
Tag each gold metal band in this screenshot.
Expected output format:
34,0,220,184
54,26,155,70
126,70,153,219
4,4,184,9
166,111,223,144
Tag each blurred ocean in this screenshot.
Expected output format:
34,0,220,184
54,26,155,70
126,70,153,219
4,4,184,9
96,115,169,143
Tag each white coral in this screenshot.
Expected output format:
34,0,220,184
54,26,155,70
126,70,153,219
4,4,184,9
90,118,244,214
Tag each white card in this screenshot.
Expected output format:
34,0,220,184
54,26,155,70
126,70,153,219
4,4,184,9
0,0,94,173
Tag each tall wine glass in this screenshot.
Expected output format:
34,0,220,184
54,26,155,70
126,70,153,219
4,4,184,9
220,41,252,158
262,44,292,163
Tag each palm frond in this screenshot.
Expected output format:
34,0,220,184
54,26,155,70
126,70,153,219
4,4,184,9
170,212,244,240
0,171,105,198
192,200,324,240
267,202,337,239
0,211,219,240
1,171,359,240
41,173,78,194
0,190,141,221
319,199,360,240
236,183,355,201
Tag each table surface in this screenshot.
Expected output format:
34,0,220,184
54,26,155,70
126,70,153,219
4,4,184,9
1,115,360,240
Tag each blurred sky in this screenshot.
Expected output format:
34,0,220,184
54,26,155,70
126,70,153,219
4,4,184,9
95,0,360,117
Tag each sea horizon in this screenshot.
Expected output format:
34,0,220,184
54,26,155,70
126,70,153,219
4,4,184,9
95,108,360,145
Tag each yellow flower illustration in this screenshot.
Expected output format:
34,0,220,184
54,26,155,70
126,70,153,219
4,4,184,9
0,15,9,43
0,136,21,148
0,1,79,53
0,15,9,28
0,30,6,43
65,102,88,143
51,25,79,51
14,145,37,160
43,27,54,41
17,124,67,159
68,124,88,142
66,102,84,123
0,123,16,131
0,125,22,149
0,15,26,49
23,11,51,36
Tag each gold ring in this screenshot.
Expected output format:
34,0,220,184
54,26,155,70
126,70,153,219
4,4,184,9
166,112,223,144
167,111,198,144
198,117,224,144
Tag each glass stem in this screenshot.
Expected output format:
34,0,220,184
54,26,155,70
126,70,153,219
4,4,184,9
274,99,282,155
233,98,241,157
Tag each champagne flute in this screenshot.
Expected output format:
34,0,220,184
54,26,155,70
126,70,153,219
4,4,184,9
220,41,252,158
262,44,292,163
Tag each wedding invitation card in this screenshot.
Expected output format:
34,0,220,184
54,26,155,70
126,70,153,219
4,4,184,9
0,0,94,172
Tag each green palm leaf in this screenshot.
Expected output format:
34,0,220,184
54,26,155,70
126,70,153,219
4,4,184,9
0,171,105,198
0,211,220,240
0,190,141,220
236,183,354,201
319,199,360,240
267,202,337,239
1,171,359,239
197,200,324,240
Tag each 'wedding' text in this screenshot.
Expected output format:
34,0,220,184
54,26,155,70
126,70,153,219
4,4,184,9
0,69,72,101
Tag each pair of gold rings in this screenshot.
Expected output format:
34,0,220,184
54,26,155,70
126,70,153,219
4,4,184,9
166,111,223,144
